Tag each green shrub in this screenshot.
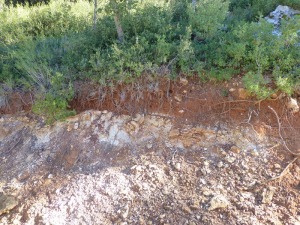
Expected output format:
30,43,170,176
1,0,300,107
32,93,75,124
229,0,278,23
0,0,92,44
188,0,229,39
32,72,75,124
242,71,273,99
280,0,300,9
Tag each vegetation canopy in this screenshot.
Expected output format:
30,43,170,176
0,0,299,123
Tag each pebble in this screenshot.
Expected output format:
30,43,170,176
199,179,207,185
226,156,236,163
121,206,129,219
159,214,166,219
180,78,189,85
174,163,181,171
230,146,241,154
181,203,192,214
271,93,278,99
203,191,213,196
17,170,30,181
146,143,153,149
262,187,276,204
208,195,230,211
274,164,281,169
217,162,223,168
174,95,182,102
74,122,79,130
190,200,200,210
203,161,209,166
286,98,299,113
169,129,180,138
250,149,259,156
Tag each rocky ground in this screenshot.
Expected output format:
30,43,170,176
0,106,299,225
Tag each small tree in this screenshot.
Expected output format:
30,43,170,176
188,0,229,39
104,0,137,43
93,0,98,30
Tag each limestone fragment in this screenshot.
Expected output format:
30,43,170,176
208,195,230,211
286,98,299,113
0,194,18,216
262,187,276,204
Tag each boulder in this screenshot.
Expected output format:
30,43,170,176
0,194,18,216
286,98,299,113
265,5,300,36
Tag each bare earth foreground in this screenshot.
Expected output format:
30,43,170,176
0,79,300,225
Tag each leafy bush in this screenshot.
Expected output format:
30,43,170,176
0,0,92,44
1,0,300,118
242,71,273,99
32,72,75,124
32,93,75,124
188,0,229,39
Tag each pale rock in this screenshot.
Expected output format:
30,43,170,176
286,98,299,113
121,205,129,219
274,164,281,169
174,95,183,102
174,163,181,171
0,194,18,216
202,189,213,196
266,5,300,26
203,161,209,166
190,200,200,210
226,156,236,163
250,149,259,156
208,195,230,211
262,187,276,204
179,78,189,85
67,124,73,132
134,114,145,124
217,162,223,168
146,143,153,149
17,170,30,181
74,122,79,130
159,214,166,219
181,203,192,214
130,120,140,132
230,146,241,154
169,129,180,138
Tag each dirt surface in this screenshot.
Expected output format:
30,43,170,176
0,78,300,224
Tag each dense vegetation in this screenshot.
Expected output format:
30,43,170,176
0,0,300,122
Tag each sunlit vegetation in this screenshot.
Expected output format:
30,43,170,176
0,0,299,122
